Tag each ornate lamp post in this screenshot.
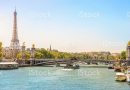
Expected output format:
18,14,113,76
0,42,3,61
126,41,130,66
30,44,36,65
21,42,26,60
31,44,35,60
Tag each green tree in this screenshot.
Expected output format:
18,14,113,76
35,51,44,59
107,55,115,60
50,51,60,59
120,51,126,60
17,51,31,60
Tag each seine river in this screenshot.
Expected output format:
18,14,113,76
0,67,129,90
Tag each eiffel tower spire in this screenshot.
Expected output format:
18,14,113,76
11,9,19,42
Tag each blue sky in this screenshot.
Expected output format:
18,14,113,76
0,0,130,52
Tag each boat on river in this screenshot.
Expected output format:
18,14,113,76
64,63,80,70
126,69,130,84
108,64,114,69
115,72,127,82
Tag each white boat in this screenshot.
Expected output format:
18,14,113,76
126,70,130,84
115,72,126,82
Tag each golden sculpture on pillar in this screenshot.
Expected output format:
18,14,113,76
32,44,35,48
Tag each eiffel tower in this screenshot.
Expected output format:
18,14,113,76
10,9,20,59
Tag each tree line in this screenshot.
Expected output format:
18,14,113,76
0,42,127,61
17,48,127,61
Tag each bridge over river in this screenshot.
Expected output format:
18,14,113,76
16,59,127,67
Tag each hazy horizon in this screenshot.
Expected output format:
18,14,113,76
0,0,130,53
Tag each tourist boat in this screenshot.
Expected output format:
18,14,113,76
73,64,80,69
108,66,114,69
108,64,114,69
115,73,127,82
64,64,80,70
126,70,130,84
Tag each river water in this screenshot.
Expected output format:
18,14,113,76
0,67,129,90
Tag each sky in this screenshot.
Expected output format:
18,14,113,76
0,0,130,53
